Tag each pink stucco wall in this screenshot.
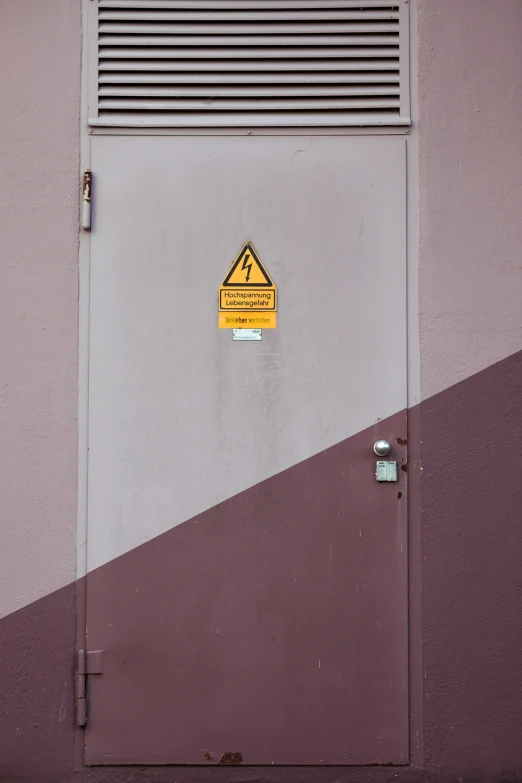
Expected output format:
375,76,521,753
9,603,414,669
0,0,520,609
418,0,522,400
0,0,520,611
0,0,521,779
417,2,522,774
0,0,81,618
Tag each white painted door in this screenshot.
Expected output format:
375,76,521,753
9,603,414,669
85,135,409,765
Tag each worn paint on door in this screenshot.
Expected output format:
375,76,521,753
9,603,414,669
85,136,408,765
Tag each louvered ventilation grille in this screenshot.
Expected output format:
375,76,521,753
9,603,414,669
91,0,410,128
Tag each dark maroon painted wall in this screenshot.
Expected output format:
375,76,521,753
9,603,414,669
1,352,522,782
420,351,522,778
0,583,76,781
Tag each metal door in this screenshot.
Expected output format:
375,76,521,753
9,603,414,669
85,135,408,765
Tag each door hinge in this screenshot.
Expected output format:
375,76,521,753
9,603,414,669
81,170,92,231
76,649,103,727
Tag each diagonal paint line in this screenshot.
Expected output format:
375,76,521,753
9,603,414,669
1,347,521,776
1,347,521,622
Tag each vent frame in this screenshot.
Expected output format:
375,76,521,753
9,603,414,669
87,0,411,132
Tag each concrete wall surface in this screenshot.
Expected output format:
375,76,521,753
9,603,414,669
0,0,521,781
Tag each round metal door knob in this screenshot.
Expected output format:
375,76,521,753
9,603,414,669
373,440,391,457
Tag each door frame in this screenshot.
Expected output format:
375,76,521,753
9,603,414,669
75,0,422,772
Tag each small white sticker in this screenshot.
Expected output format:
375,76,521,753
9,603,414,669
233,328,262,341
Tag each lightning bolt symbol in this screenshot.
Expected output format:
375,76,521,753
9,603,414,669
241,253,253,282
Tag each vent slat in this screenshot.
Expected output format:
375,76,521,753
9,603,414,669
98,71,400,83
99,1,400,9
99,47,399,59
99,59,400,72
99,13,399,23
98,97,400,110
100,23,399,33
92,0,409,128
99,35,399,46
99,85,400,96
91,112,409,127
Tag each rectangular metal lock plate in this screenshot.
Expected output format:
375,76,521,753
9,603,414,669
376,461,398,482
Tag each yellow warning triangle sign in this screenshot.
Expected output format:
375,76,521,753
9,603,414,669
222,242,274,287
